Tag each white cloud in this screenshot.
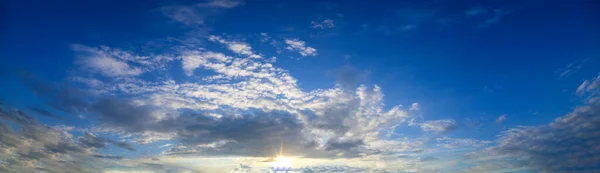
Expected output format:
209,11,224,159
285,39,317,56
72,44,143,77
419,119,456,133
409,103,420,111
496,114,507,123
436,137,491,149
209,35,261,58
311,19,335,29
557,59,588,79
181,51,232,76
160,143,173,148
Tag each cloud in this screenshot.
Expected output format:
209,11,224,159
419,119,456,133
181,51,232,76
0,104,136,172
92,154,124,160
197,0,241,8
285,39,317,56
71,44,173,78
467,102,600,172
479,8,512,28
409,103,420,111
159,143,173,148
465,6,488,16
209,35,262,58
160,0,242,26
79,132,136,151
311,19,335,29
436,137,491,149
496,114,507,123
557,59,589,79
72,45,143,77
576,73,600,103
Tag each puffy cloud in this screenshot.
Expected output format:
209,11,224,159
285,39,317,56
409,103,420,111
181,51,232,76
209,35,262,58
419,119,456,133
311,19,335,29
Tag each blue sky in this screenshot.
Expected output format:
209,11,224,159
1,0,599,172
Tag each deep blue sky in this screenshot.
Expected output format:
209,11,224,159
1,0,599,172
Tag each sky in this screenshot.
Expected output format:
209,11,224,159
1,0,599,172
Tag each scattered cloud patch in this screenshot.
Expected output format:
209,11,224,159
285,39,317,56
496,114,507,123
311,19,335,29
419,119,456,133
576,73,600,103
436,137,492,149
209,35,262,58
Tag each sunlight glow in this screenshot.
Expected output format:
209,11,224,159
270,156,293,168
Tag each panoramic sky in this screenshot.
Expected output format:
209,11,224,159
1,0,600,172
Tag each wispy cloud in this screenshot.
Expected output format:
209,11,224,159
496,114,507,123
465,6,488,16
311,19,335,29
479,8,512,28
557,58,589,79
160,0,242,26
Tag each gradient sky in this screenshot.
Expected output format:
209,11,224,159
1,0,600,172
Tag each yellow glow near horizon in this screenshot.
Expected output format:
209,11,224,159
270,155,293,168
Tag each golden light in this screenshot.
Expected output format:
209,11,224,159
269,155,293,168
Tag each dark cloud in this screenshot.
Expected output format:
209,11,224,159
19,72,90,114
0,105,105,172
325,139,364,152
166,111,329,157
467,102,600,172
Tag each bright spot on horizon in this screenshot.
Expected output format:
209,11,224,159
270,156,292,168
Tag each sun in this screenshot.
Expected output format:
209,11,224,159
270,155,292,168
